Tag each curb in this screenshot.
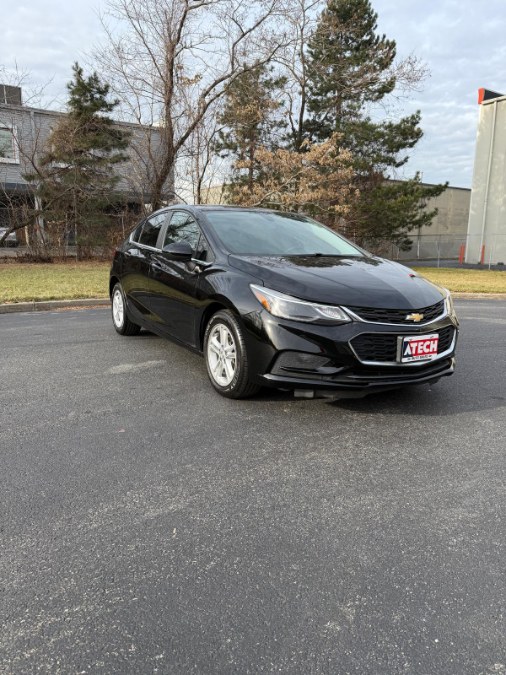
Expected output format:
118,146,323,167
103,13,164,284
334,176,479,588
452,292,506,299
0,298,110,314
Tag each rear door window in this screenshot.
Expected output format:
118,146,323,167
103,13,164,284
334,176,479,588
138,212,168,248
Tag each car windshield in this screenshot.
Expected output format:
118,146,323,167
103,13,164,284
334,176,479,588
204,210,364,257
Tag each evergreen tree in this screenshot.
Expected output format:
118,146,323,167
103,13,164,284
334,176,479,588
306,0,396,137
216,65,286,199
26,63,130,256
305,0,446,247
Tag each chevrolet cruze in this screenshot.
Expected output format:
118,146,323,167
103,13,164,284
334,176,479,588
109,206,459,399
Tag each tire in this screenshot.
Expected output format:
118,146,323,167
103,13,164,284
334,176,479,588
204,310,260,399
111,282,141,336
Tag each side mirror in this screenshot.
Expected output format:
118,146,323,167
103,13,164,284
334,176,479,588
162,241,193,260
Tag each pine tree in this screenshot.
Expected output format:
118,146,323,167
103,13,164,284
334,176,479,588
306,0,396,137
305,0,446,247
216,66,287,199
26,63,130,257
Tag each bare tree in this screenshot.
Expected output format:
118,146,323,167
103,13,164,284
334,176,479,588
177,105,227,204
0,65,60,249
0,63,55,108
0,108,46,249
94,0,293,210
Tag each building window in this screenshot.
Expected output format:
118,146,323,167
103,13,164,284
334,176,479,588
0,126,19,163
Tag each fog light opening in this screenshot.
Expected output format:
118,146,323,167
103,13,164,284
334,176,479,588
271,351,332,375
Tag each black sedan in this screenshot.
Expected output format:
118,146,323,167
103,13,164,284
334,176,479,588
109,206,459,399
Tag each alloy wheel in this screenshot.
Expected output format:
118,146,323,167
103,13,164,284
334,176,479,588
207,323,237,386
112,288,124,329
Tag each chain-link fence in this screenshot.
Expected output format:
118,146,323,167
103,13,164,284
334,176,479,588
385,233,506,269
2,211,506,268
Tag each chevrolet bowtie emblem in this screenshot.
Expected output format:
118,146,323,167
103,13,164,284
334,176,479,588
406,313,424,322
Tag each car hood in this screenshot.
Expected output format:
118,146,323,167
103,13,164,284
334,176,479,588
228,254,445,309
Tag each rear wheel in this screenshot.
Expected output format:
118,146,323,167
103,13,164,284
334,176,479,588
111,283,141,336
204,310,260,399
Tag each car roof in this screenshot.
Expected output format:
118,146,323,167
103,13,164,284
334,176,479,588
148,204,308,223
169,204,278,213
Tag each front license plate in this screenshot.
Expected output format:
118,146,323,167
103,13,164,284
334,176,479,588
399,333,439,363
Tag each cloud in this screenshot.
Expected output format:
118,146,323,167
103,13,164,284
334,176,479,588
1,0,504,187
374,0,506,186
0,0,103,108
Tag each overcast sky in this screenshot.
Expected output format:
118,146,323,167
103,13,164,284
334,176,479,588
2,0,505,189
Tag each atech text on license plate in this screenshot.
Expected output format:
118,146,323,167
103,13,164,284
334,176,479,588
400,333,439,363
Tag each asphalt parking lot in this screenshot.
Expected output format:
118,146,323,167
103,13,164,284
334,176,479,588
1,299,505,674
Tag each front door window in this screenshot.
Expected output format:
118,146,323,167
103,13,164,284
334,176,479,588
163,211,201,251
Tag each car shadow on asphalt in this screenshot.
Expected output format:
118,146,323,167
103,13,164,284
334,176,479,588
136,331,504,418
136,329,159,339
330,386,505,417
254,382,506,417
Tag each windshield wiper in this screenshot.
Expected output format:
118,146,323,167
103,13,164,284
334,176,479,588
288,253,357,258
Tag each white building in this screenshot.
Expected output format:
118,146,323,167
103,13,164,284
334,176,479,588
466,88,506,265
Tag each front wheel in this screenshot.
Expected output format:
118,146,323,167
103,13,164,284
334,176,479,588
204,310,260,399
111,283,141,336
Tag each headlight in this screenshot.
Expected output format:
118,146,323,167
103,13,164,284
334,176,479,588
250,284,351,325
444,289,457,319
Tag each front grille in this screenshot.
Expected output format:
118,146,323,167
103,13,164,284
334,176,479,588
351,325,455,363
437,325,455,352
346,299,445,324
351,334,398,362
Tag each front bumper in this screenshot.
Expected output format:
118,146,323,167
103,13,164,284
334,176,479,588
262,357,455,398
243,308,459,397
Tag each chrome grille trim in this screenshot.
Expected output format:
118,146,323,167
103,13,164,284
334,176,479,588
343,304,448,327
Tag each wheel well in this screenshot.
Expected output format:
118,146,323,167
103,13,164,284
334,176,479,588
109,276,119,297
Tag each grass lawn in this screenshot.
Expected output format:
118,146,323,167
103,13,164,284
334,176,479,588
413,267,506,294
0,262,110,303
1,261,506,303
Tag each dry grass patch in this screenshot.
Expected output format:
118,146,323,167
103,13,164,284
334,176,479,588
1,261,505,304
413,267,506,294
0,262,110,303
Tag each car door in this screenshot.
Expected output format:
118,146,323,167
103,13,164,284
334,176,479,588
121,212,169,327
147,210,204,346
